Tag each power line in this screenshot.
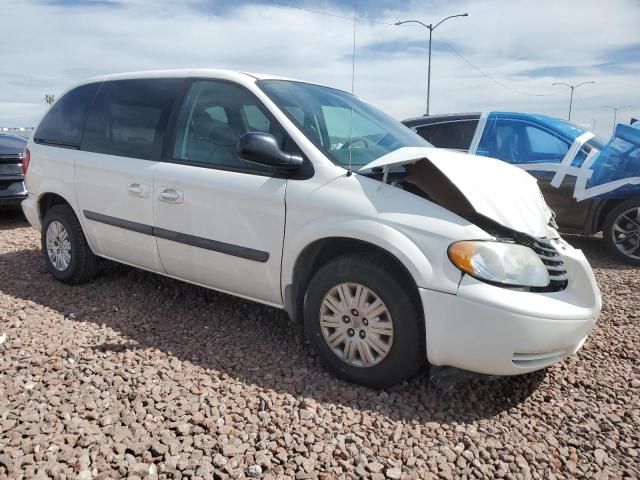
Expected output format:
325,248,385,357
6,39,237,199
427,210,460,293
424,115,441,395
262,0,567,99
573,90,595,114
434,32,561,98
263,0,397,25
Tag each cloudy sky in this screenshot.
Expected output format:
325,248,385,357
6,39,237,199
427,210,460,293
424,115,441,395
1,0,639,136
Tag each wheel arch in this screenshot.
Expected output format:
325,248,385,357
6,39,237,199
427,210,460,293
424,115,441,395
594,197,638,232
284,236,424,325
36,187,97,256
38,192,73,219
36,180,79,220
282,218,435,323
601,196,640,265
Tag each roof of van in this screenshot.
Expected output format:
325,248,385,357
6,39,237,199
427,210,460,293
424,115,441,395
80,69,299,84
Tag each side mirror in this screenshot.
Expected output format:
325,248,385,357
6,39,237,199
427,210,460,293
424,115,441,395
237,132,304,172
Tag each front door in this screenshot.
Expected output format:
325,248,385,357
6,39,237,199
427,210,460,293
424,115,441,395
153,79,289,305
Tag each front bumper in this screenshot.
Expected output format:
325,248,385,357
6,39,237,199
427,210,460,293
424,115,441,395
421,240,601,375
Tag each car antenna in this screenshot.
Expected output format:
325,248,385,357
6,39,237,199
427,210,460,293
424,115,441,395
346,0,356,177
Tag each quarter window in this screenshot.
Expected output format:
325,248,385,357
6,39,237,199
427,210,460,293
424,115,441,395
81,79,184,160
34,83,100,148
172,80,287,173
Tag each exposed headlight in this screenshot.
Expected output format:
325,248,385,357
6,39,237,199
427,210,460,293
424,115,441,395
448,240,550,288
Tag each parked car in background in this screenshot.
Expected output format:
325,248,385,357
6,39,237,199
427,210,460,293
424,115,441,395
22,71,601,387
404,112,640,265
0,133,28,209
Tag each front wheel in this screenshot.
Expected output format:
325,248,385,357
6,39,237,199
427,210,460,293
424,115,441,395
303,253,426,388
603,199,640,266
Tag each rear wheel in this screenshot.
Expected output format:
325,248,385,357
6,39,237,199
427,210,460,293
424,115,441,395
303,253,425,388
42,204,99,284
603,199,640,266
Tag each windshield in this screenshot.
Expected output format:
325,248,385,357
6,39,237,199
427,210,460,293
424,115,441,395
258,80,432,167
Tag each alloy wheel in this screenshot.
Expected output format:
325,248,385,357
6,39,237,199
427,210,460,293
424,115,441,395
46,220,72,271
611,207,640,261
319,282,394,368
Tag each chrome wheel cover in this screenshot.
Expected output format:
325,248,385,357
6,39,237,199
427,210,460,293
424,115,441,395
46,221,72,271
319,282,394,368
611,207,640,260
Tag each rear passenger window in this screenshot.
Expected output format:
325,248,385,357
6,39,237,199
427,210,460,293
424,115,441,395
34,83,100,148
415,120,477,150
172,80,287,174
81,79,184,161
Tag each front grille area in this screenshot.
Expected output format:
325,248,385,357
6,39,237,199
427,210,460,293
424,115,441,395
525,237,568,292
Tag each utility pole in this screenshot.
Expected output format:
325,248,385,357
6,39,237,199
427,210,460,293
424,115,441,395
552,81,595,121
395,13,469,116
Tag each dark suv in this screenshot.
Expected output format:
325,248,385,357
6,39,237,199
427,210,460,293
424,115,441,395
0,133,28,209
404,112,640,265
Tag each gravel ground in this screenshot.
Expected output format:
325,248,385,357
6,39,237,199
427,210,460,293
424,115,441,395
0,211,638,480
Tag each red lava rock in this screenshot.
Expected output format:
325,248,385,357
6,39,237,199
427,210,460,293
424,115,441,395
0,214,638,479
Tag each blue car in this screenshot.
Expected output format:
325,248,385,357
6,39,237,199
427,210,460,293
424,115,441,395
404,112,640,265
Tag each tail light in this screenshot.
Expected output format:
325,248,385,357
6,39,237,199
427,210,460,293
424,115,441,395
22,147,30,174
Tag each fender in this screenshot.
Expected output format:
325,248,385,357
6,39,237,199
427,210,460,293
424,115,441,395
281,215,463,297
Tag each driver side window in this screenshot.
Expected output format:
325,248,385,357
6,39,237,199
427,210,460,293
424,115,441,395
172,80,286,174
524,125,570,162
479,118,570,164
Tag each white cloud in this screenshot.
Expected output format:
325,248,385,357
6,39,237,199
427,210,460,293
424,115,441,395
1,0,639,136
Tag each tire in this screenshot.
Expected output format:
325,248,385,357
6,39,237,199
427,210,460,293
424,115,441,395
41,204,99,284
603,198,640,266
303,253,426,388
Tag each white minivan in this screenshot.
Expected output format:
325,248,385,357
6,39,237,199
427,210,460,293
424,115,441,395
22,70,601,388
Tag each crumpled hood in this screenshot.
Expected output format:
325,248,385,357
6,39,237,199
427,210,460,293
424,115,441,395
359,147,555,238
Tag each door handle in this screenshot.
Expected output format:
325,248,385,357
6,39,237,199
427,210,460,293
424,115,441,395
159,187,184,204
127,183,150,198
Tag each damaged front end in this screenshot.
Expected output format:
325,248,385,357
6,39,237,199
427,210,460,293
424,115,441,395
358,147,569,292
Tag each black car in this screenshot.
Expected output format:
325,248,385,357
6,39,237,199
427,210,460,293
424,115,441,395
0,133,28,209
404,112,640,265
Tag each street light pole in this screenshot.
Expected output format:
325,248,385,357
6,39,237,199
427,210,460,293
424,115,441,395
552,81,595,121
396,13,469,116
605,106,618,129
602,105,631,134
